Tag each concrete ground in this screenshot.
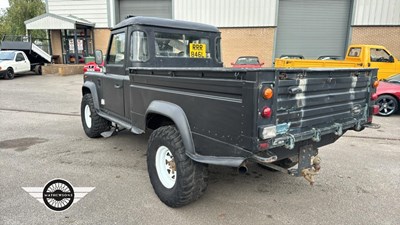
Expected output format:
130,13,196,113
0,74,399,225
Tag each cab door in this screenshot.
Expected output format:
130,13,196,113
369,48,396,79
100,30,127,119
14,52,30,73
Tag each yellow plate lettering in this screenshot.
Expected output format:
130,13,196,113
189,43,206,58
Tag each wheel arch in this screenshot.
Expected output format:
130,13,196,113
145,100,196,158
82,81,100,110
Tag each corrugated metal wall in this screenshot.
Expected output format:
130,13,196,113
118,0,172,22
48,0,109,28
353,0,400,25
173,0,277,27
275,0,351,59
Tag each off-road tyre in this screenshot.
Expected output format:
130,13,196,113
5,68,14,80
81,93,110,138
147,125,208,208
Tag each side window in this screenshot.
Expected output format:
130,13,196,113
108,32,126,65
215,37,222,63
348,48,361,57
370,48,391,62
16,53,24,61
130,31,149,62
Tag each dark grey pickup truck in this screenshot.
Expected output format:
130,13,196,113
81,16,378,207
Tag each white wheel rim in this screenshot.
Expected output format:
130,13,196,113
84,105,92,128
155,146,176,189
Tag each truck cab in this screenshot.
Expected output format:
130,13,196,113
345,45,400,79
96,17,223,120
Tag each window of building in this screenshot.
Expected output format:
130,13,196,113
154,32,210,58
130,31,149,62
108,32,126,65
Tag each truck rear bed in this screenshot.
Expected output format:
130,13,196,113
127,67,377,163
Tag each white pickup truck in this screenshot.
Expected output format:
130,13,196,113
0,50,42,80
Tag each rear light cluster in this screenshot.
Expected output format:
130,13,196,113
259,86,276,141
261,87,273,118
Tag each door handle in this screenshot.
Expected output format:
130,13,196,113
114,84,122,89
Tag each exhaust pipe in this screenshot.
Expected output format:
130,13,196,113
238,164,248,174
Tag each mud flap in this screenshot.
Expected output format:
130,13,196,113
289,144,318,177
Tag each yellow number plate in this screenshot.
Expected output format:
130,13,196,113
189,43,206,58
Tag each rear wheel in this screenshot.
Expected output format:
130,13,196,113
34,65,42,75
81,93,110,138
377,94,398,116
5,68,14,80
147,126,208,208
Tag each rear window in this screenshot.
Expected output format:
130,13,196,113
348,48,361,57
154,32,210,59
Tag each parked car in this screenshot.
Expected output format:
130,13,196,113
231,56,264,68
279,54,305,59
83,61,104,72
376,73,400,116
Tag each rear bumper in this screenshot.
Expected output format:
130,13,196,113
269,119,363,150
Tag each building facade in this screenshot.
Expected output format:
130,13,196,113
28,0,400,65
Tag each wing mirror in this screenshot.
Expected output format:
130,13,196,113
260,62,265,66
231,62,234,65
389,55,394,63
95,50,103,65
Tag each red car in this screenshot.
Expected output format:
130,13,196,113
376,73,400,116
231,56,264,68
83,61,104,72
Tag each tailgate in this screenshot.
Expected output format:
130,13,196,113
270,68,377,148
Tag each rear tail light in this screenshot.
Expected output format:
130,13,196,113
261,107,272,118
373,105,379,115
263,88,273,99
371,93,378,101
258,142,269,150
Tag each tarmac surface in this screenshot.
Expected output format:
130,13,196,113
1,74,399,225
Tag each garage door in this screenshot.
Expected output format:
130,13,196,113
119,0,172,22
275,0,352,59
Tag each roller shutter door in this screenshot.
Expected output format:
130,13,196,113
119,0,172,22
275,0,352,59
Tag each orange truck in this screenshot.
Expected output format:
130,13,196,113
275,45,400,80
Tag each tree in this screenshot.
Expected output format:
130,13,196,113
0,0,46,39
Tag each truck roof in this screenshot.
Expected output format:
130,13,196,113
113,16,220,33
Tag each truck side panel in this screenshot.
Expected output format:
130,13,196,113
274,58,362,68
128,69,274,156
